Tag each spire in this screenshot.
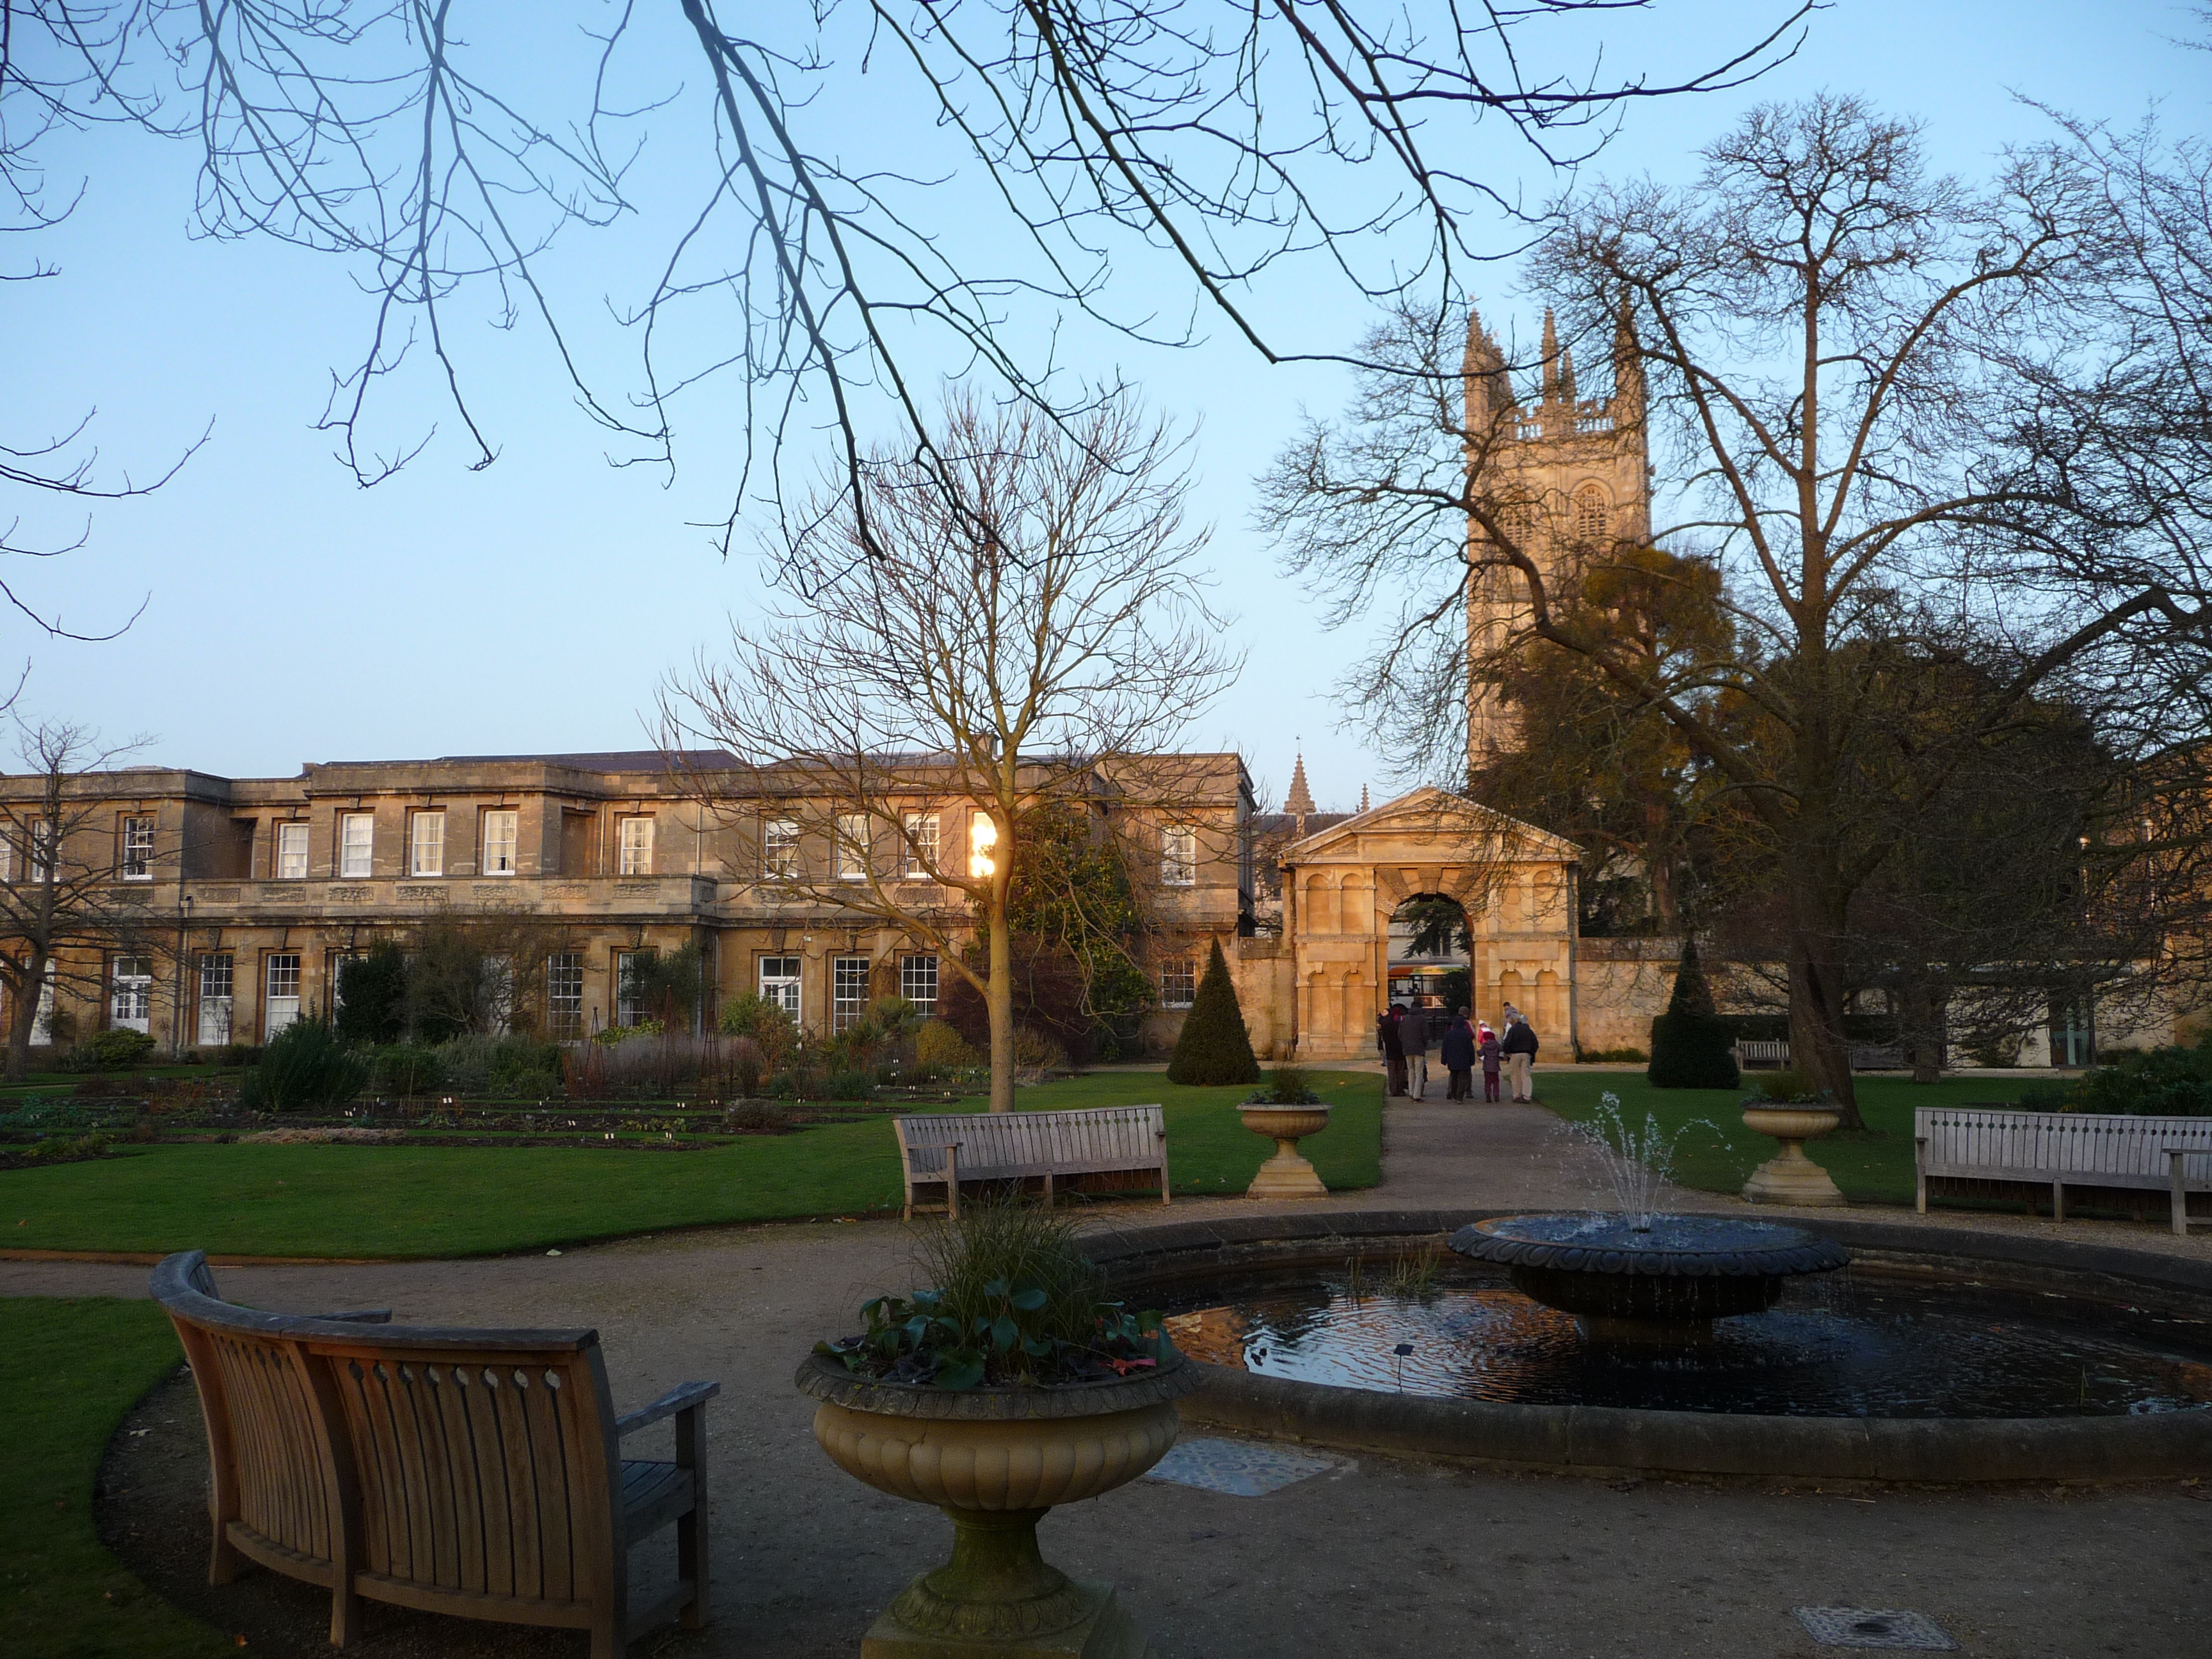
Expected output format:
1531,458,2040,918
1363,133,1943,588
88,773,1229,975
1540,308,1560,404
1559,344,1578,405
1359,784,1371,813
1610,295,1644,417
1284,753,1317,819
1463,306,1509,432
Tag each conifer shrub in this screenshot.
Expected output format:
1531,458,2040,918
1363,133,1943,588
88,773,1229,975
1166,940,1260,1086
239,1019,369,1111
1647,939,1741,1089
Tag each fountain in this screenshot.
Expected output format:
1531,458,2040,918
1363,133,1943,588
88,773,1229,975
1447,1096,1848,1344
1080,1093,2212,1480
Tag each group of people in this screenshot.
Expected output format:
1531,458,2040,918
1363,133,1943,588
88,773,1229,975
1377,1000,1539,1103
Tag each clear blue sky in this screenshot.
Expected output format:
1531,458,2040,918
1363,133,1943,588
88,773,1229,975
4,1,2203,811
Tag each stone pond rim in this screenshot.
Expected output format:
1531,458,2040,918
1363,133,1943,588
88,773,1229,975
1081,1208,2212,1484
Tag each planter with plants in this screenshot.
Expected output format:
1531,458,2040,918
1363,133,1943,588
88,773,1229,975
797,1203,1199,1657
1738,1071,1845,1206
1236,1066,1331,1199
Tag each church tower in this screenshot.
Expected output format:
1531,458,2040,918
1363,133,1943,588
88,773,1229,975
1464,304,1651,765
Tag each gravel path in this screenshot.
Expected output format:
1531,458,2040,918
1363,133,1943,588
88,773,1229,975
19,1089,2212,1657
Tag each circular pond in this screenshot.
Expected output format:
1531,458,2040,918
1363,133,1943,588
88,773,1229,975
1162,1263,2212,1418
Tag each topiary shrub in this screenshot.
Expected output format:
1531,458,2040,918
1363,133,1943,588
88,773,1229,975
1647,939,1741,1090
336,943,410,1045
239,1019,368,1111
1166,940,1260,1086
915,1019,976,1070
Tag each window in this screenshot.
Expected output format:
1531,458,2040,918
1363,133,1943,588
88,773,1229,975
968,812,998,879
110,955,153,1033
0,826,12,883
120,816,154,881
1160,956,1196,1009
614,950,654,1028
1575,484,1608,543
758,955,801,1019
339,813,374,879
276,822,310,879
762,818,799,881
482,810,519,876
834,813,870,881
900,953,939,1018
195,955,232,1044
902,811,939,879
1162,825,1198,886
265,954,302,1038
831,956,871,1033
410,811,445,876
618,815,655,876
27,819,50,883
547,952,584,1040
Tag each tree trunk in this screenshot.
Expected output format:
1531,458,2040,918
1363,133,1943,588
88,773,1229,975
1786,913,1863,1130
986,892,1016,1116
1900,976,1945,1085
5,945,46,1084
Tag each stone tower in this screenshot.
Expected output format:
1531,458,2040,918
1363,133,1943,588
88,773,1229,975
1464,304,1651,765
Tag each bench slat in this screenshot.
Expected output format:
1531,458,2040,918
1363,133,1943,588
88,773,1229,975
895,1105,1169,1217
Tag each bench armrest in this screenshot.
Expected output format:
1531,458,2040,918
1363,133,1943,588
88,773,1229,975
616,1380,720,1437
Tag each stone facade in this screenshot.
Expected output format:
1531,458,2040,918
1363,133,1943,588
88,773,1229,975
0,750,1255,1053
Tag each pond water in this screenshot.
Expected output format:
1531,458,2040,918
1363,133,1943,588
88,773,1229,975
1161,1265,2212,1418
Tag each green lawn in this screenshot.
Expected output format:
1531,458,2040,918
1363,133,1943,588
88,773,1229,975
0,1072,1379,1259
0,1299,231,1658
1536,1070,2040,1206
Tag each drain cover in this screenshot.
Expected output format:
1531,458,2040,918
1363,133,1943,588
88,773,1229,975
1794,1607,1957,1650
1144,1438,1341,1497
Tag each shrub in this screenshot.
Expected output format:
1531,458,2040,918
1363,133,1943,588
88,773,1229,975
1246,1065,1320,1105
79,1028,158,1070
1577,1046,1648,1064
1011,1027,1068,1072
336,943,410,1045
915,1019,976,1070
826,1068,876,1101
369,1045,445,1097
1165,940,1260,1086
437,1034,562,1098
593,1019,664,1046
239,1019,368,1111
1647,940,1740,1089
217,1043,263,1068
70,1073,123,1097
817,1198,1166,1390
725,1100,788,1132
2030,1041,2212,1116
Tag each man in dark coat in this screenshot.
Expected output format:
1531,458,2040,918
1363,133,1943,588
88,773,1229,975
1439,1006,1477,1102
1377,1004,1407,1096
1397,1000,1431,1099
1501,1013,1539,1102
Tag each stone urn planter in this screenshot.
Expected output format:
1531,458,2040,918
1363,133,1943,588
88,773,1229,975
1739,1103,1847,1206
796,1350,1201,1657
1237,1103,1331,1199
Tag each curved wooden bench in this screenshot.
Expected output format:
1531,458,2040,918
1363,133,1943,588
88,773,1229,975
894,1104,1170,1219
152,1250,716,1656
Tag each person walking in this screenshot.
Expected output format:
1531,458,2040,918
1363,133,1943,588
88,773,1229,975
1398,1000,1431,1099
1377,1004,1407,1098
1477,1022,1503,1102
1501,1013,1539,1102
1439,1006,1476,1102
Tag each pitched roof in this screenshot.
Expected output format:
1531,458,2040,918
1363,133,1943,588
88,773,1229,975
1284,785,1579,860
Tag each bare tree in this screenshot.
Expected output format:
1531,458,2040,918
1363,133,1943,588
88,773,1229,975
0,719,163,1078
1267,96,2212,1124
662,393,1237,1112
1,2,1807,530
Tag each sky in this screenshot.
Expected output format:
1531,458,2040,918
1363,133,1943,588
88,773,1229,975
3,1,2204,814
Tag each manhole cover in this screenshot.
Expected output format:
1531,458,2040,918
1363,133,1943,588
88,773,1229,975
1794,1607,1957,1650
1143,1438,1341,1497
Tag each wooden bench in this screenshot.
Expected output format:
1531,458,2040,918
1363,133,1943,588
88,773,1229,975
152,1249,716,1657
894,1105,1170,1219
1914,1107,2212,1236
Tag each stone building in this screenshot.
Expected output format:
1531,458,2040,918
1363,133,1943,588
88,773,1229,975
0,750,1254,1054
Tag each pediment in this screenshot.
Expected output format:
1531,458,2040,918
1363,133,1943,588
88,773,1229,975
1283,786,1578,864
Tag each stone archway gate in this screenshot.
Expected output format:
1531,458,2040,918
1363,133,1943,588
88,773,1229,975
1279,787,1580,1062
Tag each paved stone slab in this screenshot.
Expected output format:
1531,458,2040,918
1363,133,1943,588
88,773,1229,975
1144,1437,1342,1497
1795,1607,1959,1649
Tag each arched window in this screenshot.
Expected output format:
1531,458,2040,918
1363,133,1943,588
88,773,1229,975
1575,485,1608,543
